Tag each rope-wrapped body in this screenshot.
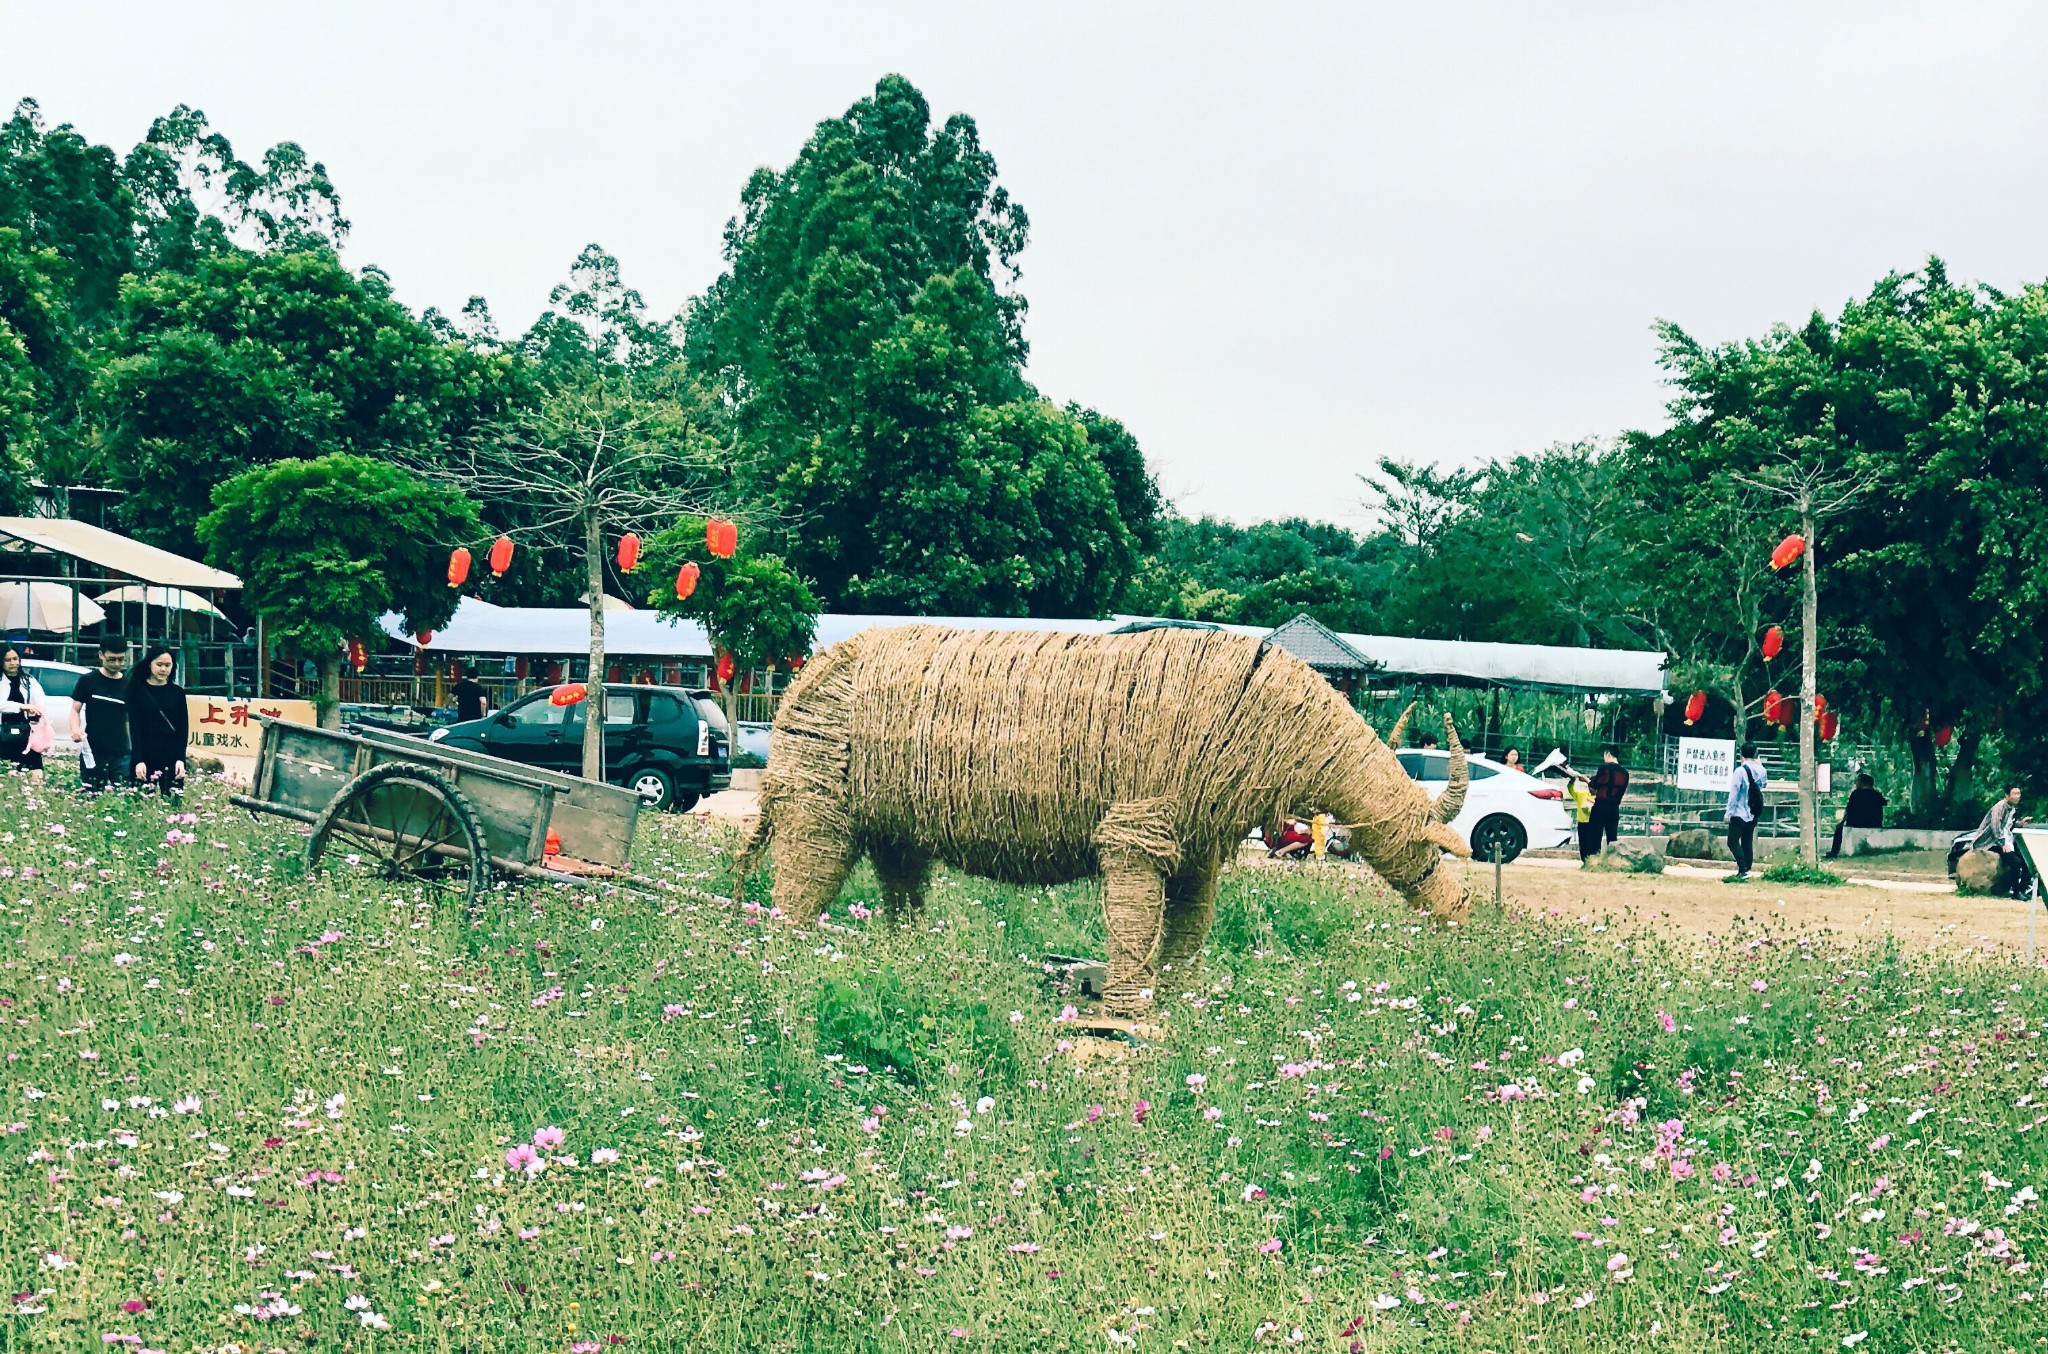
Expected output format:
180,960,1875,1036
737,625,1467,1011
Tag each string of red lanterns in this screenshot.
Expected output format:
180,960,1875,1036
446,547,471,589
1760,625,1783,662
488,535,514,577
616,533,640,573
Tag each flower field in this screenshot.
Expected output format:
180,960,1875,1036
1,773,2044,1352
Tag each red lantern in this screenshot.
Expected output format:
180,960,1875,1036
488,534,514,577
447,546,471,589
1933,725,1954,749
673,561,700,601
1820,710,1839,741
616,533,640,573
716,651,736,685
1761,625,1783,662
1762,690,1785,726
787,654,805,671
549,682,587,707
706,518,737,559
415,630,433,647
347,638,369,673
1770,533,1806,571
1683,689,1706,725
1811,693,1827,717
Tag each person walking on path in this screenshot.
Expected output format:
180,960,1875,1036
1,645,51,777
1588,745,1629,848
70,636,131,792
1967,784,2031,899
1828,773,1888,859
1724,743,1768,882
127,645,189,797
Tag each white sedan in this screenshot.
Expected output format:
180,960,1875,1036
20,659,91,756
1396,748,1574,864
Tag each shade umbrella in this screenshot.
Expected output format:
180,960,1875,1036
92,585,230,621
0,582,106,633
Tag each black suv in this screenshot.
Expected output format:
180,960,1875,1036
429,685,732,811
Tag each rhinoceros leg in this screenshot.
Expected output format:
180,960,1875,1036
768,802,860,927
1157,846,1220,985
1092,799,1183,1016
1098,859,1166,1016
868,840,932,925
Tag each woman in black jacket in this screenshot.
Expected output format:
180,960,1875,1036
128,645,190,796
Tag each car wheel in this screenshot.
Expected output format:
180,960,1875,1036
1471,814,1527,865
627,766,675,810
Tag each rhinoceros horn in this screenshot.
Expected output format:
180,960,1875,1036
1385,701,1417,749
1435,715,1469,822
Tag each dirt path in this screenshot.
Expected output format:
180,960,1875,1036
1464,855,2047,962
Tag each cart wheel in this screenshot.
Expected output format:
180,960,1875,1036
306,763,490,911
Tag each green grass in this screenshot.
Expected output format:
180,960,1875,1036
1,774,2044,1351
1760,854,1849,887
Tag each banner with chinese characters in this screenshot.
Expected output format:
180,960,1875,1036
187,697,317,757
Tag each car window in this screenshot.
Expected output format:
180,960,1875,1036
649,693,687,725
604,694,637,725
1470,763,1498,780
1406,752,1449,782
692,695,730,735
26,665,79,699
506,697,569,728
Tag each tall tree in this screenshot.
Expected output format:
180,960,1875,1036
95,248,520,554
685,74,1149,615
198,454,477,726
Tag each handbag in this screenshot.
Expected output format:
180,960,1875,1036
26,713,54,755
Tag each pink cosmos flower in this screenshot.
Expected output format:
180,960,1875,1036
1132,1099,1150,1125
1202,1106,1223,1121
590,1148,620,1166
505,1144,543,1178
532,1126,566,1150
662,1004,685,1022
1658,1011,1676,1034
1258,1237,1283,1254
1084,1105,1104,1124
1669,1158,1694,1181
1711,1162,1733,1183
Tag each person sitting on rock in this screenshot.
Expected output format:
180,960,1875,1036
1968,784,2031,898
1827,773,1887,859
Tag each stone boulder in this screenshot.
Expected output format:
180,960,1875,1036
1667,828,1733,862
1584,844,1664,873
1954,849,2008,896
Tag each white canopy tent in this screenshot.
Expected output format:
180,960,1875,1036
93,585,232,622
381,600,1665,696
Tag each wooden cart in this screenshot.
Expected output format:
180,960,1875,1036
229,716,642,910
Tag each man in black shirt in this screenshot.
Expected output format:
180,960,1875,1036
1588,745,1630,847
68,636,131,791
451,665,489,723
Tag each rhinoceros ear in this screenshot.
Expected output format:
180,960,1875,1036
1435,716,1469,823
1385,701,1417,749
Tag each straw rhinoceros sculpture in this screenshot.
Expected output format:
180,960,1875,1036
735,625,1470,1014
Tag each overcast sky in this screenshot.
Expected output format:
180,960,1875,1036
7,2,2047,526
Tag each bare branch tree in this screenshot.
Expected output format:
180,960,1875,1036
1732,450,1876,863
412,369,740,781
